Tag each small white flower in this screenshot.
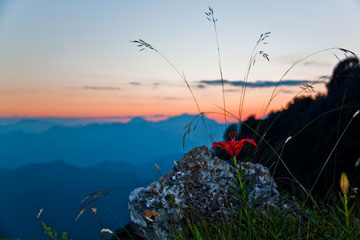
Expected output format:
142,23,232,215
101,228,114,234
355,158,360,168
353,187,358,193
353,110,359,118
37,208,43,219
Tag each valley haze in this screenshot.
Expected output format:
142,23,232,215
0,114,225,169
0,114,226,239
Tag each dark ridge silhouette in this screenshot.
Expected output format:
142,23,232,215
216,57,360,198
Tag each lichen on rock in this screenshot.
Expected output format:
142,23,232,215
128,146,280,240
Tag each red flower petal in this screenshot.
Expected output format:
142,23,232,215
212,137,257,158
211,142,219,149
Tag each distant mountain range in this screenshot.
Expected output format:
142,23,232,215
0,117,93,134
0,114,225,169
0,114,226,239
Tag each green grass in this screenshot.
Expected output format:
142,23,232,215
172,155,360,240
173,177,360,240
41,222,72,240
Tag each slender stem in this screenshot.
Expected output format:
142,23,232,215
344,194,349,228
156,50,201,114
303,113,356,206
232,156,238,168
262,47,357,119
131,40,214,142
208,8,226,125
213,21,226,125
232,156,257,240
239,45,259,123
232,156,243,189
154,48,213,142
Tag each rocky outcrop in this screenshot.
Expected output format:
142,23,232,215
128,146,280,240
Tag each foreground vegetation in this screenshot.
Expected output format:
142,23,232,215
178,203,360,239
174,175,360,240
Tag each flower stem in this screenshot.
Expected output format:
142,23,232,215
344,193,349,228
232,156,238,168
232,157,243,189
233,157,257,239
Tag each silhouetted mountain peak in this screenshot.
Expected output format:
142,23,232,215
128,117,147,124
166,114,198,122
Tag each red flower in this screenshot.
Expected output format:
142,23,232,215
212,131,257,158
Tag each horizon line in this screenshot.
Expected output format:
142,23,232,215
0,113,242,124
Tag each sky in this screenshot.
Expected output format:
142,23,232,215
0,0,359,122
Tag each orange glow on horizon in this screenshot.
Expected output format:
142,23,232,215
0,83,326,123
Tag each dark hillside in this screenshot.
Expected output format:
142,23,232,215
218,57,360,197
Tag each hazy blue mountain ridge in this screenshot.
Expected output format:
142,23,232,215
0,114,224,169
0,114,225,239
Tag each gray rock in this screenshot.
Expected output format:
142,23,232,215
128,146,280,240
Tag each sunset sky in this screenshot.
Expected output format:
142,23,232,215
0,0,359,122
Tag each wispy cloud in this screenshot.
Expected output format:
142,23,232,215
151,81,184,89
82,86,121,91
163,96,180,100
198,79,327,88
280,89,296,94
277,55,333,66
318,75,330,80
303,61,332,67
128,82,142,86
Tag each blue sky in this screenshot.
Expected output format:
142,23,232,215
0,0,359,120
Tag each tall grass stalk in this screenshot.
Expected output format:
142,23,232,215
331,61,358,191
258,48,357,147
302,109,359,206
130,40,201,114
261,47,356,119
130,39,213,144
239,32,270,126
205,7,226,125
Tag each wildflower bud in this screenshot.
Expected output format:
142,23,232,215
340,172,350,195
